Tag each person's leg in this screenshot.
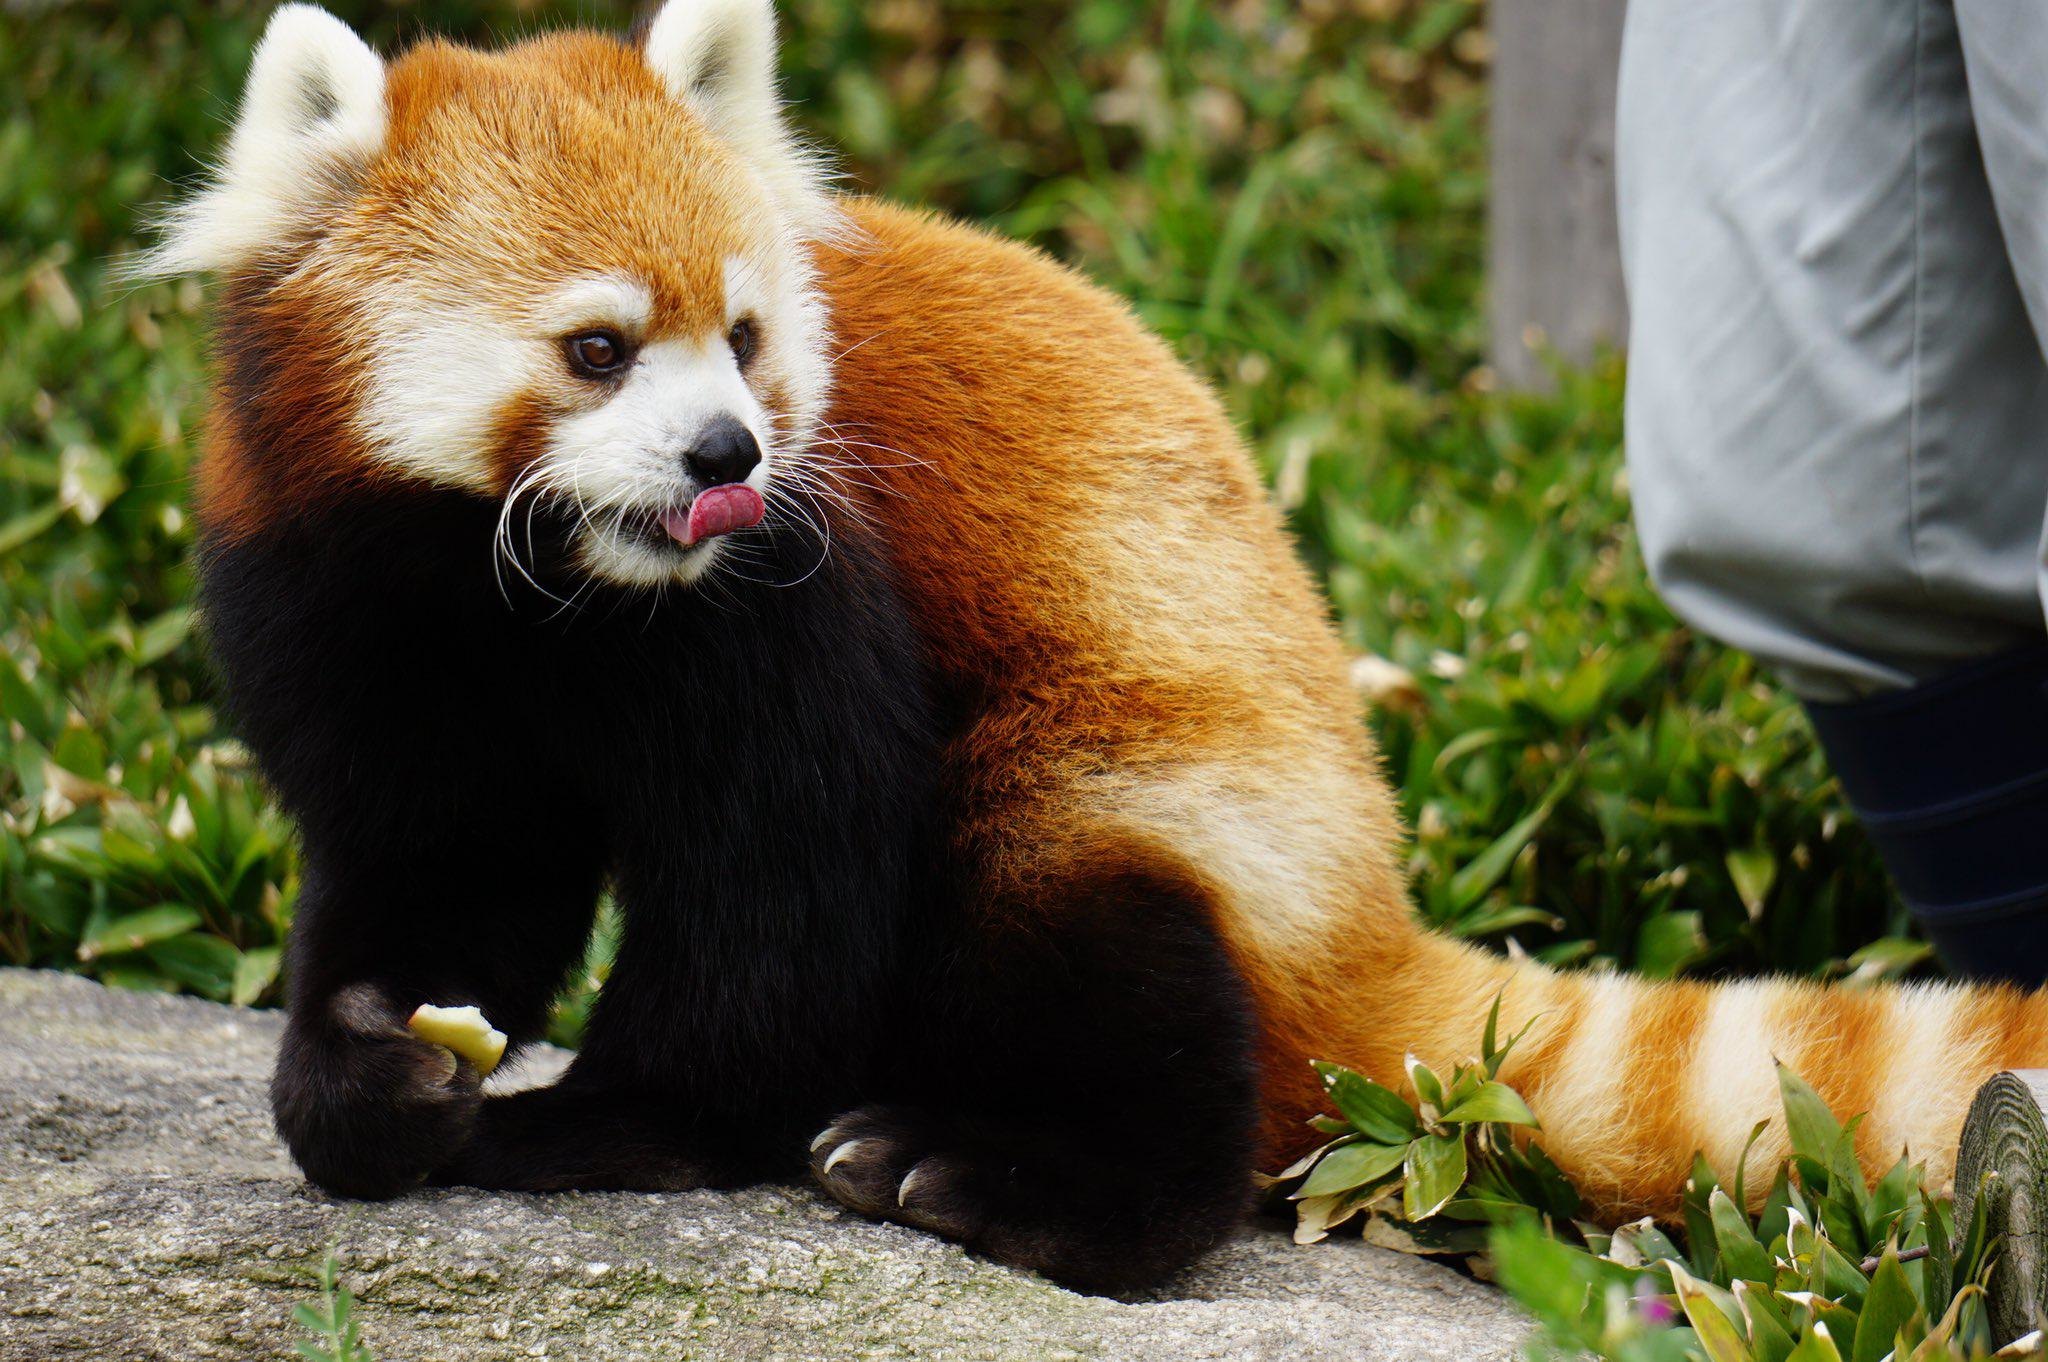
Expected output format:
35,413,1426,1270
1888,5,2048,979
1620,0,2048,980
1954,7,2048,593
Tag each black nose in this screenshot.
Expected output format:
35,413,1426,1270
684,417,761,486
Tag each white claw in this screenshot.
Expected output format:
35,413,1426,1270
823,1140,864,1174
809,1126,844,1154
896,1163,927,1208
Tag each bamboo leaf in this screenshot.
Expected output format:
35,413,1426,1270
1446,770,1574,911
1294,1139,1408,1199
1311,1061,1420,1144
1440,1081,1538,1128
1711,1187,1773,1285
1842,937,1934,985
1727,849,1777,921
76,903,203,962
1777,1065,1842,1167
1735,1279,1798,1362
0,500,65,556
1635,909,1709,978
1293,1190,1369,1245
232,946,282,1007
131,605,194,665
1850,1248,1915,1362
143,932,238,998
1669,1260,1755,1362
1402,1132,1467,1221
1404,1054,1445,1111
1785,1321,1843,1362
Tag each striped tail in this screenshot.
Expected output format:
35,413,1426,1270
1485,943,2048,1216
1298,930,2048,1219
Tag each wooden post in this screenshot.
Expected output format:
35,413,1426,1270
1956,1070,2048,1344
1487,0,1630,388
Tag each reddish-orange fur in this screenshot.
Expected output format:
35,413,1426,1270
191,22,2048,1225
812,196,2048,1216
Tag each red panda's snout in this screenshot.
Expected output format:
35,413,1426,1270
488,280,789,589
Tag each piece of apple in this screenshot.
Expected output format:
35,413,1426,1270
406,1003,507,1077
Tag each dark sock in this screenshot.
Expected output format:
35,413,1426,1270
1804,643,2048,986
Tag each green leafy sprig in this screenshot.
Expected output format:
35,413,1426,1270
1279,1011,2037,1362
1278,995,1581,1253
292,1253,376,1362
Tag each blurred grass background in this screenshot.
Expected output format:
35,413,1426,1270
0,0,1912,1032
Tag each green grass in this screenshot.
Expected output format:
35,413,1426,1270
0,0,1907,1022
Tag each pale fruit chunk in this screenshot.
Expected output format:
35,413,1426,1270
406,1003,507,1077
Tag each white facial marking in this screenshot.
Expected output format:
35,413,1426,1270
722,250,833,466
355,259,810,592
549,336,772,587
535,274,654,338
358,286,534,494
724,254,766,326
358,273,668,502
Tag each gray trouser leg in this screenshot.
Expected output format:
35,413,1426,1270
1955,4,2048,616
1619,0,2048,702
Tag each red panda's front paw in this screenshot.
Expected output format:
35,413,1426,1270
270,982,484,1201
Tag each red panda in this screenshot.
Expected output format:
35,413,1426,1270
146,0,2048,1293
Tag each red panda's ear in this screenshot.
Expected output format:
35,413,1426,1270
132,4,386,278
643,0,777,127
642,0,839,239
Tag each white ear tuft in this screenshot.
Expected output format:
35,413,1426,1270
644,0,778,137
136,5,386,277
643,0,837,237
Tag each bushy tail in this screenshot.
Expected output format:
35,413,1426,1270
1482,937,2047,1217
1284,929,2048,1220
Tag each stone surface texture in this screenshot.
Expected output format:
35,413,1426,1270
0,968,1532,1360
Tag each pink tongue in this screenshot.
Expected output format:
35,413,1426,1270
661,485,765,547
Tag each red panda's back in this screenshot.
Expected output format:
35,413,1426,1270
814,200,1361,754
813,200,1428,1162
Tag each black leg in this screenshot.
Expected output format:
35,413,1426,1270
810,859,1260,1294
198,466,943,1214
270,838,604,1201
427,1082,750,1192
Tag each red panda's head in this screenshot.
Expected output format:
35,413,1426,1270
146,0,840,589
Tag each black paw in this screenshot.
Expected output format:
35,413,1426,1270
809,1105,993,1243
808,1104,1234,1294
271,982,483,1200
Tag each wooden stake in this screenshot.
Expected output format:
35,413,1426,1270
1487,0,1630,389
1956,1070,2048,1344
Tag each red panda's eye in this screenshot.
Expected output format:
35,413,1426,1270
564,330,629,378
727,318,757,370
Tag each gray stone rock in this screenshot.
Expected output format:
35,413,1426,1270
0,968,1533,1360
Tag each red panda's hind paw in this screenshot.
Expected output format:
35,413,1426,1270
808,1103,1231,1296
810,1106,989,1243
